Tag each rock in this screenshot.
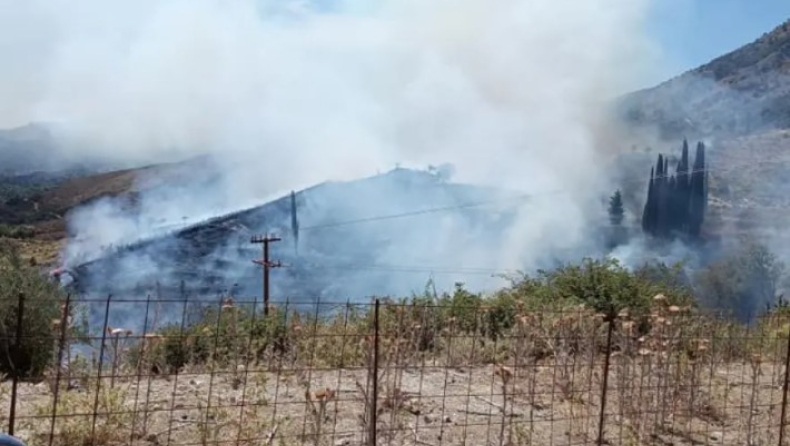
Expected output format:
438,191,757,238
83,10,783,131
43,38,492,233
709,431,722,441
334,439,350,446
423,415,434,424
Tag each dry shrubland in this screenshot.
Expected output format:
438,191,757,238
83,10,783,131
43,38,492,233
2,256,790,445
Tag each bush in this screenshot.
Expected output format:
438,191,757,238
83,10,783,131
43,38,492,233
508,258,692,317
133,300,292,373
127,258,707,372
695,240,785,321
0,224,36,239
0,240,68,378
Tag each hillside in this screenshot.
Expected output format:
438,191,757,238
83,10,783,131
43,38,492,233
67,168,524,326
0,124,63,174
0,155,221,263
620,20,790,139
615,19,790,236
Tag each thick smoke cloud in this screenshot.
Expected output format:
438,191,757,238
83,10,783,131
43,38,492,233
1,0,664,301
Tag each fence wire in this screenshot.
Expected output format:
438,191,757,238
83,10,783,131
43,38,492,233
2,293,790,446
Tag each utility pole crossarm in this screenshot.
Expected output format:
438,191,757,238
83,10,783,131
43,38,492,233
250,234,282,316
251,235,281,244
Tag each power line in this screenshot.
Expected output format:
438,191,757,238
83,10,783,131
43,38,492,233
299,192,553,231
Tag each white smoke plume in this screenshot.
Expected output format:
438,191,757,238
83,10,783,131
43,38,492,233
0,0,665,294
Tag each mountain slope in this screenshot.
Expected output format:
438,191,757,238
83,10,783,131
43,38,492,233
0,124,63,174
620,19,790,139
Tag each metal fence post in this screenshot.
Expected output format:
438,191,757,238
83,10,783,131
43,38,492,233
90,295,113,441
370,299,380,446
48,294,72,446
8,292,25,436
778,319,790,446
597,316,615,446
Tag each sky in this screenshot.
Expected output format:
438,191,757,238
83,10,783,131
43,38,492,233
648,0,790,83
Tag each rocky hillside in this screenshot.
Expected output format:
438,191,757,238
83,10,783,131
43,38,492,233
620,20,790,139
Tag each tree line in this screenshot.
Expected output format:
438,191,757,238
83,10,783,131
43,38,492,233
606,139,708,240
641,139,708,239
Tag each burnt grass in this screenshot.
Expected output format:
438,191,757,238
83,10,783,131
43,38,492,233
70,168,519,311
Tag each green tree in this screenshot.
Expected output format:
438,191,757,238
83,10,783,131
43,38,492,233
641,139,707,240
688,141,708,238
608,190,625,226
695,240,784,321
0,240,73,378
641,167,655,233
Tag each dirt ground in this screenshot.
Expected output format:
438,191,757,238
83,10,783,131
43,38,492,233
1,359,787,446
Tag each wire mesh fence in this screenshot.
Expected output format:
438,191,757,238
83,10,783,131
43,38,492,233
3,293,790,446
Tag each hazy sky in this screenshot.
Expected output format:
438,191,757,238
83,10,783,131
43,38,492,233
649,0,790,80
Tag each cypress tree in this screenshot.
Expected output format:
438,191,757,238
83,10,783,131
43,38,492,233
653,154,664,235
667,174,677,232
676,140,691,232
608,190,625,226
655,154,669,236
641,138,708,240
688,142,707,238
642,167,655,234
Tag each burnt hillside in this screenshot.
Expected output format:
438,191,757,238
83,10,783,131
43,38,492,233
69,168,521,320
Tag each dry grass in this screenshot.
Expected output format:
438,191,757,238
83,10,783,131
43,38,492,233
2,297,790,446
15,238,63,265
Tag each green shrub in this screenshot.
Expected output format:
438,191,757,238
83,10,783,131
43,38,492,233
0,241,68,378
439,282,483,333
695,240,784,321
134,300,292,372
129,257,709,371
0,224,36,239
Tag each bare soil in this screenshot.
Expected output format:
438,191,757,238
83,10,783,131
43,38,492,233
1,360,786,446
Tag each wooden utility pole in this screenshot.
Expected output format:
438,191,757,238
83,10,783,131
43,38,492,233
251,234,282,316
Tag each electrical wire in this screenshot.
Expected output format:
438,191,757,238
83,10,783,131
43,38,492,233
67,154,790,284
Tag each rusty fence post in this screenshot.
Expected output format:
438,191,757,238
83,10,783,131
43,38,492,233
90,295,113,441
597,316,615,446
8,292,25,436
778,318,790,446
48,294,72,446
370,299,380,446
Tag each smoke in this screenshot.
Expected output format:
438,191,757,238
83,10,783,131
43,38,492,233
1,0,668,312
